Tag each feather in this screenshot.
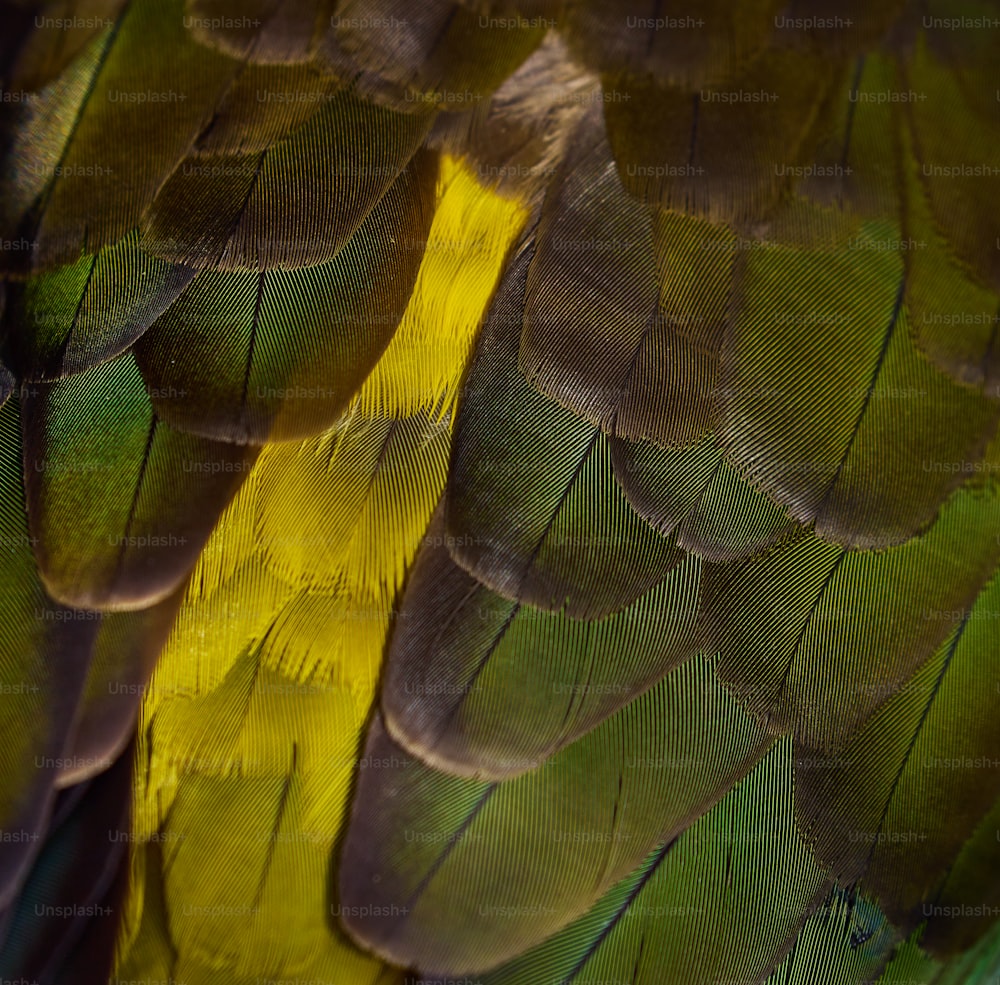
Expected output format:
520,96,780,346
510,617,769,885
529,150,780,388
0,395,94,910
121,533,399,983
113,841,180,985
0,21,108,274
518,108,728,448
147,662,361,976
919,792,1000,958
134,151,437,443
21,349,256,609
0,744,131,985
381,509,701,779
766,889,899,985
876,933,945,984
2,229,195,380
184,0,334,63
26,0,239,269
904,16,1000,294
60,585,185,787
477,743,896,985
112,184,494,977
704,481,1000,753
560,0,782,90
427,34,598,203
778,0,909,51
929,918,1000,985
254,412,450,599
779,53,901,226
794,565,1000,947
901,67,1000,391
141,85,435,271
0,392,185,921
352,154,529,420
338,655,771,974
191,61,344,156
602,48,841,220
326,0,547,112
608,432,799,561
116,841,406,985
0,0,126,92
717,201,999,549
906,178,1000,393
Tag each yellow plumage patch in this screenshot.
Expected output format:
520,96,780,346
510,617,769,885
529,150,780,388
114,157,528,982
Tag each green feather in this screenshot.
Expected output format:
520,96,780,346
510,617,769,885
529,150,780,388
479,743,895,985
609,431,798,561
3,229,194,380
22,349,255,608
705,482,1000,753
339,654,771,973
382,509,701,780
794,566,1000,949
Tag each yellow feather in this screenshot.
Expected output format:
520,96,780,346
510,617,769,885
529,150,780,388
355,155,529,419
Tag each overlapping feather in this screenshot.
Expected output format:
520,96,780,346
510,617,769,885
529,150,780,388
0,3,997,984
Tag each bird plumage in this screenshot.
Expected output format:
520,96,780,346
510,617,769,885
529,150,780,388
0,1,998,983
